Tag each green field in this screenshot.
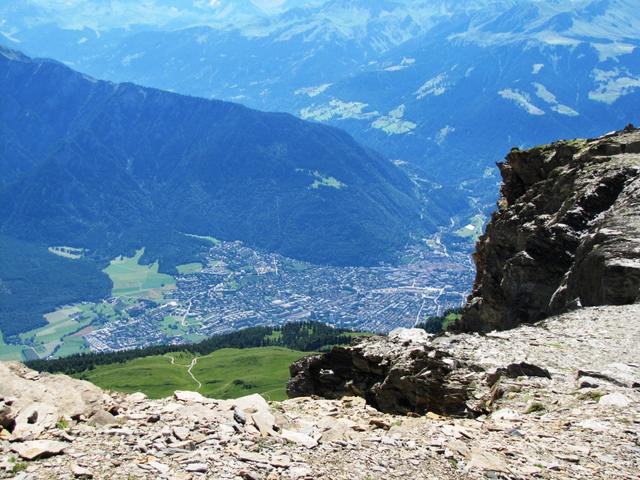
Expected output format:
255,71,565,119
76,347,309,401
103,248,175,299
454,213,486,242
0,330,25,361
3,301,127,361
17,306,87,358
176,262,203,274
160,315,206,343
182,233,221,246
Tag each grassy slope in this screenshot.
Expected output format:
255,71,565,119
76,347,309,401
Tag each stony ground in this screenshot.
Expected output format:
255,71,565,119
1,305,639,479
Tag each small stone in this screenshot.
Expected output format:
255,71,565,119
239,470,261,480
578,376,600,389
369,418,391,430
465,448,509,474
280,429,318,449
185,463,208,473
235,450,269,464
174,391,208,403
128,392,148,403
599,392,630,408
234,408,247,425
575,419,608,431
71,464,93,478
252,410,277,436
172,426,190,441
148,460,170,474
490,409,520,421
88,409,117,427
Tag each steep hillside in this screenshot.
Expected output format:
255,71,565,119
460,125,640,331
0,46,426,267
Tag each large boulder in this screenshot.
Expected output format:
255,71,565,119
0,362,107,440
287,329,475,417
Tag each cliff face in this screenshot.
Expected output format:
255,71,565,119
459,125,640,332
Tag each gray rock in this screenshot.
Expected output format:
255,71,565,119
185,463,208,473
459,126,640,332
11,440,69,460
287,334,474,416
71,464,93,478
173,391,208,403
599,392,630,408
87,410,117,427
280,429,318,449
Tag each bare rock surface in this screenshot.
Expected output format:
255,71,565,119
460,125,640,332
286,304,640,478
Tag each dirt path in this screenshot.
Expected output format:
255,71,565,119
187,357,201,390
166,355,202,390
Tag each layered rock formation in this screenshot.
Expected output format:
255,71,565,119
460,125,640,331
287,329,476,417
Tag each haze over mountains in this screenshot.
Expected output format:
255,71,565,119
2,0,638,226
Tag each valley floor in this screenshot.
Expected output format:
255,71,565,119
1,305,638,479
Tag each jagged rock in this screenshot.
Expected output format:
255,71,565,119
1,305,639,479
287,331,475,417
459,126,640,331
486,362,551,386
11,440,69,460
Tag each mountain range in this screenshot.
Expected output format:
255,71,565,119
0,45,432,336
2,0,638,229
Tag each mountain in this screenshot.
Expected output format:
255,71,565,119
0,46,431,336
2,0,637,234
0,46,426,265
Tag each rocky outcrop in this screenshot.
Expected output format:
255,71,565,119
459,125,640,331
287,329,475,417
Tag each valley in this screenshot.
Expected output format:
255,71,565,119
0,238,473,361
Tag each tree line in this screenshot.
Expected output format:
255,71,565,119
26,321,355,375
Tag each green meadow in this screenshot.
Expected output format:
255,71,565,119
455,213,486,242
103,248,175,299
176,262,203,274
76,347,309,401
17,306,87,359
